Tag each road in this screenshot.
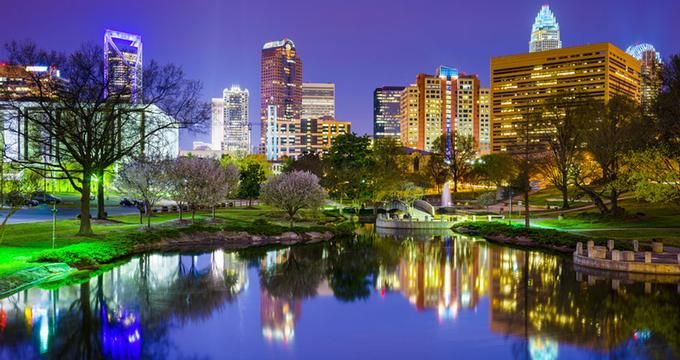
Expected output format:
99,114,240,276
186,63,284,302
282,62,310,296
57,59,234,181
0,205,138,224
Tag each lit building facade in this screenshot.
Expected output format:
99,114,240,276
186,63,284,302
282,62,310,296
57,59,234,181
478,88,491,154
373,86,405,140
529,5,562,53
490,43,641,153
0,64,60,100
626,43,662,112
104,30,143,103
260,39,303,159
302,82,335,120
400,85,419,149
211,98,224,151
399,67,483,152
223,85,250,155
301,116,351,154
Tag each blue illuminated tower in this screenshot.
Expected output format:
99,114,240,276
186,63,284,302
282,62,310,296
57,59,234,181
529,5,561,53
104,29,143,103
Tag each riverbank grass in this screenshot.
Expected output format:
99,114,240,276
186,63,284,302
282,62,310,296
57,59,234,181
0,206,346,278
456,221,633,252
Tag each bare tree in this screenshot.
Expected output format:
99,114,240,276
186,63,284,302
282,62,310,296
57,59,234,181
539,93,592,209
261,171,327,228
439,133,476,193
115,156,171,228
3,41,207,235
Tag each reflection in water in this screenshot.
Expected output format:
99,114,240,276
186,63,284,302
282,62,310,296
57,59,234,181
0,231,678,359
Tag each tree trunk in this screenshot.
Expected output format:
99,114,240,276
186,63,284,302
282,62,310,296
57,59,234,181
561,186,570,209
453,178,458,193
610,189,619,216
139,207,143,224
212,206,216,219
289,217,294,229
575,182,609,214
96,168,106,219
77,175,93,236
524,188,530,229
191,209,196,224
179,204,183,221
146,203,151,228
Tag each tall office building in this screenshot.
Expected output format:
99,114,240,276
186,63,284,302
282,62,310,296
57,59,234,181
104,29,143,103
302,83,335,119
529,5,561,53
490,43,641,153
478,88,491,155
260,39,303,159
373,86,404,139
399,67,483,152
400,85,419,149
223,86,250,155
301,116,351,154
211,98,224,151
626,43,662,112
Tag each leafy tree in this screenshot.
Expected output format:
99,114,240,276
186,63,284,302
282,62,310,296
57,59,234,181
115,156,170,227
626,148,680,204
423,146,449,192
323,133,374,210
371,138,406,206
478,192,497,209
4,41,206,235
473,153,516,187
260,171,327,228
282,152,324,178
626,55,680,206
238,161,266,207
576,95,650,215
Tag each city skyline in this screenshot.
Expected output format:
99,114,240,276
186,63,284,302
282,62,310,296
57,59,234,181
0,0,678,150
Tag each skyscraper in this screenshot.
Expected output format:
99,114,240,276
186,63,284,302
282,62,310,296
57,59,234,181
211,98,224,151
478,88,491,155
104,29,143,103
399,67,484,152
260,39,303,159
529,5,561,53
491,43,641,153
373,86,404,140
400,85,419,149
223,86,250,155
626,43,662,112
302,83,335,119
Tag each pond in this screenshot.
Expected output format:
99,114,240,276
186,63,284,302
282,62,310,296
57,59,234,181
0,228,679,359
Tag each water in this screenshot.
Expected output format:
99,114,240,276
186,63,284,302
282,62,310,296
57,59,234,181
1,229,679,359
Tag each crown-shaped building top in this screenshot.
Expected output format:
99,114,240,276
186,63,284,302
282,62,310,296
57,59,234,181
530,5,562,53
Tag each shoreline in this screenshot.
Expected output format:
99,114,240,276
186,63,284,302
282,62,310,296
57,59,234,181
0,229,336,298
454,226,575,254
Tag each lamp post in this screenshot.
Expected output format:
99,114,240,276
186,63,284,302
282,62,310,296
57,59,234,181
508,188,513,225
51,201,58,249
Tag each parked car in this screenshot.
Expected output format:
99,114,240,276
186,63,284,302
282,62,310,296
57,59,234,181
31,192,62,204
120,198,135,207
5,191,39,207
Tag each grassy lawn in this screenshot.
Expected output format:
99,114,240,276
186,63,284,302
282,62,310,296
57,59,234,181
0,206,345,278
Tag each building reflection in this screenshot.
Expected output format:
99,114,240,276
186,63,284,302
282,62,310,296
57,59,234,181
0,250,246,358
260,248,302,345
488,246,632,353
376,235,489,321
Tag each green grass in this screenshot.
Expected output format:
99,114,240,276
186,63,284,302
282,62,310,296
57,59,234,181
457,221,633,251
0,206,345,279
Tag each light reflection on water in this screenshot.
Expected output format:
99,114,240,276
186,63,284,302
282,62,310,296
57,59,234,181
0,230,678,359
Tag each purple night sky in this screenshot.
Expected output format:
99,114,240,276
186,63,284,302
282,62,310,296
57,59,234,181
2,0,679,149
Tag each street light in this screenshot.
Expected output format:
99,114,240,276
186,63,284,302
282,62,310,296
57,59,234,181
51,200,58,249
